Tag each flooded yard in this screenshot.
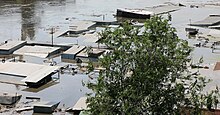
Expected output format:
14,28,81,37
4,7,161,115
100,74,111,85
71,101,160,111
0,0,220,114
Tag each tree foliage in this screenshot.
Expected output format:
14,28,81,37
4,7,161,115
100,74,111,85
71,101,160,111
86,16,219,115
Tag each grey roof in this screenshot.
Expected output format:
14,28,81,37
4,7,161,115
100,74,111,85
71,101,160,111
190,15,220,26
146,4,180,15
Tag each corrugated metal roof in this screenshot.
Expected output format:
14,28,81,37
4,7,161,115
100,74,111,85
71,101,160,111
22,66,59,83
0,62,60,83
14,46,60,58
82,34,99,43
0,41,26,50
63,45,86,55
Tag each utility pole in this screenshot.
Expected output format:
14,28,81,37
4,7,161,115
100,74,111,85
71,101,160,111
50,27,55,47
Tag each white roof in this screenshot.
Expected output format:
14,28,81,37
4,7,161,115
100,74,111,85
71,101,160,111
22,66,59,83
0,41,26,50
0,62,60,83
82,34,99,43
63,45,86,55
69,20,96,31
72,97,87,111
14,46,60,58
117,8,153,15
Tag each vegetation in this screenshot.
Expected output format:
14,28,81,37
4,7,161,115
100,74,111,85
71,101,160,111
86,16,219,114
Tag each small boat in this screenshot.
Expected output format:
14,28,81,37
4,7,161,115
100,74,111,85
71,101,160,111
33,101,60,114
116,8,153,19
0,92,22,105
185,27,199,35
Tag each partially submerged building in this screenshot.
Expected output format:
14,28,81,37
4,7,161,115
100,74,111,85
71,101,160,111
61,45,86,60
116,4,181,19
0,41,26,55
13,45,61,58
61,44,106,62
0,62,60,88
57,21,96,37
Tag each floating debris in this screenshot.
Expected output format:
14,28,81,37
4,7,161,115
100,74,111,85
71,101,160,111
0,92,21,105
15,106,33,113
185,27,199,36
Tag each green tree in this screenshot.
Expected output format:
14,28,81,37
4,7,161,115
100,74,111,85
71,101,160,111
86,16,219,114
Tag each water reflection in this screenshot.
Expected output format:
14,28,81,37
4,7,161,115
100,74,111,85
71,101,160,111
20,0,36,41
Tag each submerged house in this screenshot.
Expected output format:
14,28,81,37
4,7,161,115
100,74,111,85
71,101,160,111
0,41,26,55
116,8,153,19
0,62,60,88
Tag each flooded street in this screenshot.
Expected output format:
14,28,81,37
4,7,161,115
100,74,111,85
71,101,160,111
0,0,220,114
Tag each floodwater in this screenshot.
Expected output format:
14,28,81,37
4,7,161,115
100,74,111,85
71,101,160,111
0,0,220,114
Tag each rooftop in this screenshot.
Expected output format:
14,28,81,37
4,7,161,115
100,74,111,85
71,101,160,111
0,62,60,83
13,46,60,58
72,97,87,111
0,41,26,50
